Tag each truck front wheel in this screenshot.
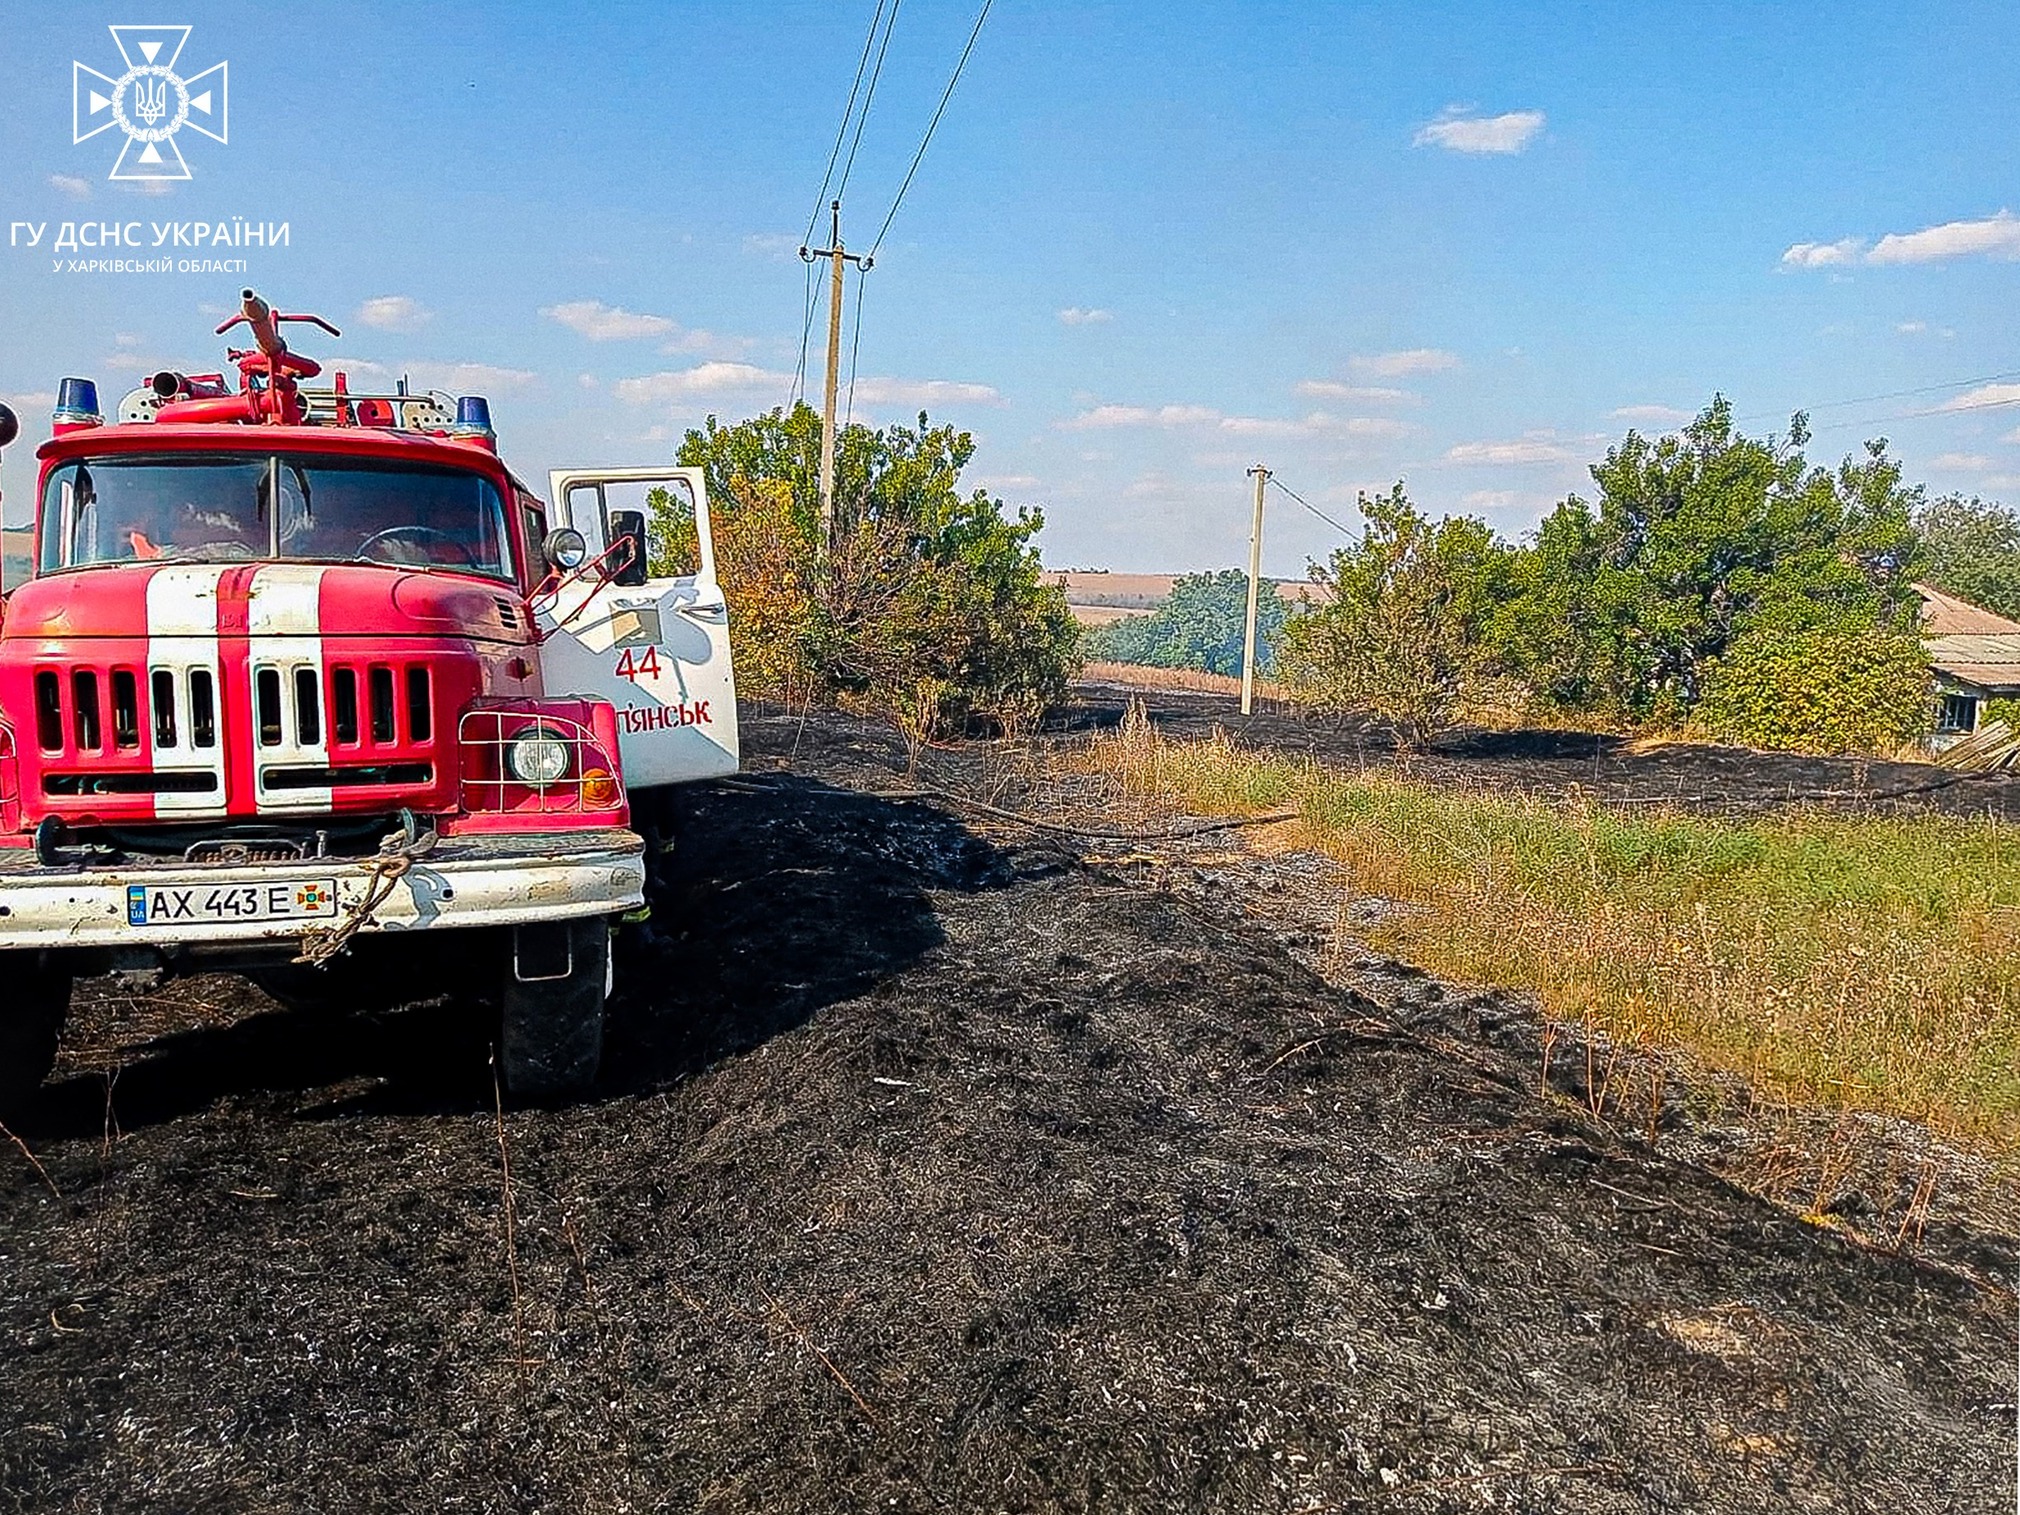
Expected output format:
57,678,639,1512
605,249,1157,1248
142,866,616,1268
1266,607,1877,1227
0,956,71,1118
499,918,610,1101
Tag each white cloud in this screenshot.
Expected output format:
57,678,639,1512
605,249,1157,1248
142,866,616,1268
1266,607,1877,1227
404,361,537,393
542,300,678,342
1351,348,1459,377
48,174,91,200
1784,210,2020,271
612,365,996,411
319,355,390,377
1780,238,1863,268
1059,402,1406,439
742,232,802,260
614,363,787,405
1869,210,2020,266
1060,404,1208,430
1413,108,1546,155
1445,437,1578,465
1938,383,2020,414
1930,452,1993,471
1895,320,1928,334
1295,380,1417,404
3,391,57,415
356,296,432,333
1462,490,1519,510
1057,307,1114,326
848,376,1003,407
2005,426,2020,445
1612,404,1692,425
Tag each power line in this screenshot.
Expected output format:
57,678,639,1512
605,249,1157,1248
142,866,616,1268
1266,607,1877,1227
1268,475,1358,540
844,262,868,425
1805,391,2020,436
835,0,904,207
868,0,994,257
802,0,891,244
789,253,818,409
1735,368,2020,424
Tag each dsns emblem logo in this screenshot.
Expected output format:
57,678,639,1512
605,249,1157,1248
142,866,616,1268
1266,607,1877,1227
73,25,228,182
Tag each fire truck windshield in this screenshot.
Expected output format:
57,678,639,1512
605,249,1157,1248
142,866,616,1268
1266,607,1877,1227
37,453,514,580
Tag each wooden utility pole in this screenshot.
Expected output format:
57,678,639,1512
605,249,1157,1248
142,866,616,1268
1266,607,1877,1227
800,201,872,562
1241,464,1269,716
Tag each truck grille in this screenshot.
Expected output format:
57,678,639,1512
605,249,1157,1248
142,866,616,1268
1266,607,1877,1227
27,656,446,817
35,666,219,756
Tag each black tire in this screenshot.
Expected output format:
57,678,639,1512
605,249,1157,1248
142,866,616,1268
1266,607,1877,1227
0,956,71,1119
499,917,609,1100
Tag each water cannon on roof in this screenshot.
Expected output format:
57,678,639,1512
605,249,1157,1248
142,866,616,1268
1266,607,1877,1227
98,289,488,440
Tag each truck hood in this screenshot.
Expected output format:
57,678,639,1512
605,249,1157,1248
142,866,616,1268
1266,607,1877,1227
1,563,525,643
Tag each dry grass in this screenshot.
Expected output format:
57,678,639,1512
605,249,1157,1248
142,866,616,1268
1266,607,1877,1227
1077,711,2020,1153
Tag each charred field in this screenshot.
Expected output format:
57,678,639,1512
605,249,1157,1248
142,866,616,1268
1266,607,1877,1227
0,694,2015,1513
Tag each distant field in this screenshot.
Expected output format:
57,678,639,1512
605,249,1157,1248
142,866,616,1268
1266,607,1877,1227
1080,660,1294,702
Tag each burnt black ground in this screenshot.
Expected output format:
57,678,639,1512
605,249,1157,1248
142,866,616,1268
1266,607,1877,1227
0,700,2014,1513
1070,681,2020,821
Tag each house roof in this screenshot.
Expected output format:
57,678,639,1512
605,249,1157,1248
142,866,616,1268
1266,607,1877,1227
1926,633,2020,693
1916,585,2020,693
1916,582,2020,636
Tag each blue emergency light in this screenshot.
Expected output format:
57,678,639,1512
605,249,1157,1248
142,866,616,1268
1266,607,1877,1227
54,377,101,426
451,394,494,438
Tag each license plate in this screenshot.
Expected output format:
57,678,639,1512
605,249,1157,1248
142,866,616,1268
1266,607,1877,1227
126,880,340,928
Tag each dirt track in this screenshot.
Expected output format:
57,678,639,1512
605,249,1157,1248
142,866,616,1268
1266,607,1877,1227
0,698,2015,1513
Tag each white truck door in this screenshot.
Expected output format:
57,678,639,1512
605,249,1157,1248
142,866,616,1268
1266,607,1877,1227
537,466,739,789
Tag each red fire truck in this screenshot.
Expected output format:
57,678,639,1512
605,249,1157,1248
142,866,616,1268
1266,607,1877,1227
0,291,738,1107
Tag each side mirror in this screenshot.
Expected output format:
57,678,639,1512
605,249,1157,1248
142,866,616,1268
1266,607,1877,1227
0,402,17,450
608,509,649,587
542,527,588,572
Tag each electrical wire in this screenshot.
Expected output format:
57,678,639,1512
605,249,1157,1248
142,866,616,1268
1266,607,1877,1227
1267,474,1358,540
1734,368,2020,425
868,0,994,257
802,0,891,244
835,0,904,208
1805,390,2020,436
844,262,868,425
789,254,818,409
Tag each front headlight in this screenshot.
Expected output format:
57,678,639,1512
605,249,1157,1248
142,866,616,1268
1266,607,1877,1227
506,727,571,788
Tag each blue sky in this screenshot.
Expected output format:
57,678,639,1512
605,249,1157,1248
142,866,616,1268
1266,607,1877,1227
3,1,2019,576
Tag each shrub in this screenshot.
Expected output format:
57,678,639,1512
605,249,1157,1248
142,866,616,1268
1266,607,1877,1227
1276,485,1509,746
671,405,1078,730
1696,624,1932,753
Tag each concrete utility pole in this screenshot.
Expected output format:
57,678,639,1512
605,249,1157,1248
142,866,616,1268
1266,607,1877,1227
800,201,872,562
1241,463,1269,716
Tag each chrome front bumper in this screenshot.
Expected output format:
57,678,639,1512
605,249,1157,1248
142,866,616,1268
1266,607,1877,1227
0,828,646,951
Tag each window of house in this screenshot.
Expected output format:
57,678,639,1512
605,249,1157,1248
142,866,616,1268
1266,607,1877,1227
1936,693,1979,734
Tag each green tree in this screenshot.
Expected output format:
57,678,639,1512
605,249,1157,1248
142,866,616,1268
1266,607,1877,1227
1085,569,1289,675
1277,485,1510,745
672,403,1078,727
1497,398,1923,723
1697,624,1932,753
1914,494,2020,620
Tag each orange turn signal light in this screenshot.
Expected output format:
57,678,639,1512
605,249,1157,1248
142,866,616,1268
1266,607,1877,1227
581,767,620,807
